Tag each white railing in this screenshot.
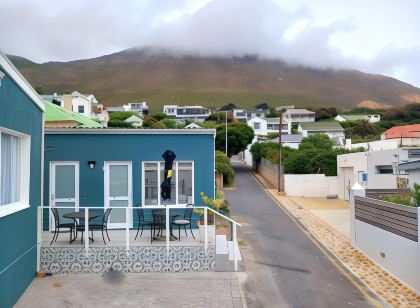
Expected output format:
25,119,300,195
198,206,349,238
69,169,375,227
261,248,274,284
37,205,242,271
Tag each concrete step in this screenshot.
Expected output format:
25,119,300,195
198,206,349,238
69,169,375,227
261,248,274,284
227,241,242,261
215,235,230,272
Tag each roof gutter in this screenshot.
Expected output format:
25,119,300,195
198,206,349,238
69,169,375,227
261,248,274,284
45,128,216,136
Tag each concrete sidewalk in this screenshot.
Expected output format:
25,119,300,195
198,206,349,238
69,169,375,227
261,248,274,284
15,272,244,308
289,197,350,238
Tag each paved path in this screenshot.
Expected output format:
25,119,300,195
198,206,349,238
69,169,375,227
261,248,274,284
15,272,243,308
225,162,375,307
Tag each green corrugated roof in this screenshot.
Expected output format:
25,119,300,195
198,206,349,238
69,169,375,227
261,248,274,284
300,121,344,131
44,101,102,128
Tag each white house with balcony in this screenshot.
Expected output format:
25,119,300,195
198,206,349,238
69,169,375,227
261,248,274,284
283,108,315,127
335,114,381,123
247,117,291,136
298,121,345,145
232,108,268,122
163,105,211,122
42,91,109,126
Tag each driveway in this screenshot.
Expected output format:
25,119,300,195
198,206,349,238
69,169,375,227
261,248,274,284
225,162,376,307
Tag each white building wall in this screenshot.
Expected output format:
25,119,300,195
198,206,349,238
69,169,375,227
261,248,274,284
349,188,420,293
72,96,91,118
284,174,339,198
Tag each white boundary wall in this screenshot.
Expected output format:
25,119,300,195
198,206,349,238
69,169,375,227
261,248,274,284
350,185,420,293
284,174,339,198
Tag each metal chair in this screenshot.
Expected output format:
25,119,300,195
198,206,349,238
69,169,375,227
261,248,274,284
135,205,158,244
77,208,112,245
173,204,195,241
50,207,75,245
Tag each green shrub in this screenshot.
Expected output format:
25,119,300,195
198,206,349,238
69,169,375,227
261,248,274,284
379,195,413,207
215,150,235,186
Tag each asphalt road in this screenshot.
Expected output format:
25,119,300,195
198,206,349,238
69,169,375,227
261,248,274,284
225,162,376,308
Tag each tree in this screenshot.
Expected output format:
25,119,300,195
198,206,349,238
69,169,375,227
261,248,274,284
162,118,177,128
151,121,167,129
206,112,230,123
142,116,158,128
108,119,133,128
109,111,138,121
215,150,235,186
216,122,254,156
266,109,280,118
299,134,333,151
255,103,270,110
382,108,410,121
219,103,237,111
307,107,339,121
152,112,168,121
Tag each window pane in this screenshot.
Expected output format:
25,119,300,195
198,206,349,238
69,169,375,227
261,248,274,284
55,165,75,199
178,163,193,204
144,164,158,205
160,162,176,205
1,133,21,205
109,165,128,197
109,200,128,223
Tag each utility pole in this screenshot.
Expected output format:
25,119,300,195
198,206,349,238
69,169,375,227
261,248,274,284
278,109,285,193
225,110,228,156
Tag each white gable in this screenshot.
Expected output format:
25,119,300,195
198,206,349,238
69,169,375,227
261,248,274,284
0,51,44,111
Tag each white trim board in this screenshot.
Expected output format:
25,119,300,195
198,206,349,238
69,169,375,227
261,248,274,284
0,51,45,111
45,128,215,135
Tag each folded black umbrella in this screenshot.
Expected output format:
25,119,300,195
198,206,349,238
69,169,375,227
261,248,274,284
161,150,176,201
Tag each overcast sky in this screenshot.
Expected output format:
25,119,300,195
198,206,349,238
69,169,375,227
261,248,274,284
0,0,419,87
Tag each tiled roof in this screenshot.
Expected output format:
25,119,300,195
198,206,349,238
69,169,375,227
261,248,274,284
300,121,344,131
384,124,420,139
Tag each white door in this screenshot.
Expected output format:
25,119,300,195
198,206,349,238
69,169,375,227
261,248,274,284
104,161,132,229
50,162,79,230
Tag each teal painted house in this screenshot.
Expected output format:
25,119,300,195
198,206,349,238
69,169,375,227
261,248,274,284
43,129,215,230
0,52,44,307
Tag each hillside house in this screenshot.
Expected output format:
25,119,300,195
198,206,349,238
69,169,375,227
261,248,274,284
381,124,420,146
44,101,102,129
335,114,381,123
232,108,268,122
247,117,290,136
163,105,211,122
298,121,345,145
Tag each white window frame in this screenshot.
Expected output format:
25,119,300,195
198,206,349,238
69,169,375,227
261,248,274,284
0,126,31,218
141,160,194,207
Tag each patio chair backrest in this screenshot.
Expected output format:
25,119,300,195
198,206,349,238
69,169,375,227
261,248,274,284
184,203,194,220
135,205,145,223
51,207,60,227
102,208,112,226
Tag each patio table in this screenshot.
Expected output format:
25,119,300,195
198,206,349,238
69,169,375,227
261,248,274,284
153,209,180,241
63,211,100,243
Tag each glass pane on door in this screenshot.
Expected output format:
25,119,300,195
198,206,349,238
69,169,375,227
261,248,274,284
178,163,193,204
109,200,128,224
55,165,75,198
110,165,128,197
144,164,158,205
55,201,75,224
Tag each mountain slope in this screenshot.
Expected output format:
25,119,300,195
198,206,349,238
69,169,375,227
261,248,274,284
9,48,420,112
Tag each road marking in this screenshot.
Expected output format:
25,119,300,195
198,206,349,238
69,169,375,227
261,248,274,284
245,166,383,308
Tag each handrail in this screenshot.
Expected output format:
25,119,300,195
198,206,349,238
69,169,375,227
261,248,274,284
207,207,242,226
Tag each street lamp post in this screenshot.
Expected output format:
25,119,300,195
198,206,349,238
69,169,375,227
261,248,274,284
278,109,285,193
225,110,228,156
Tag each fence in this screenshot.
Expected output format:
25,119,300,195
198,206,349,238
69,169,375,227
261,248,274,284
37,205,241,272
257,158,283,190
350,186,420,292
365,188,410,199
